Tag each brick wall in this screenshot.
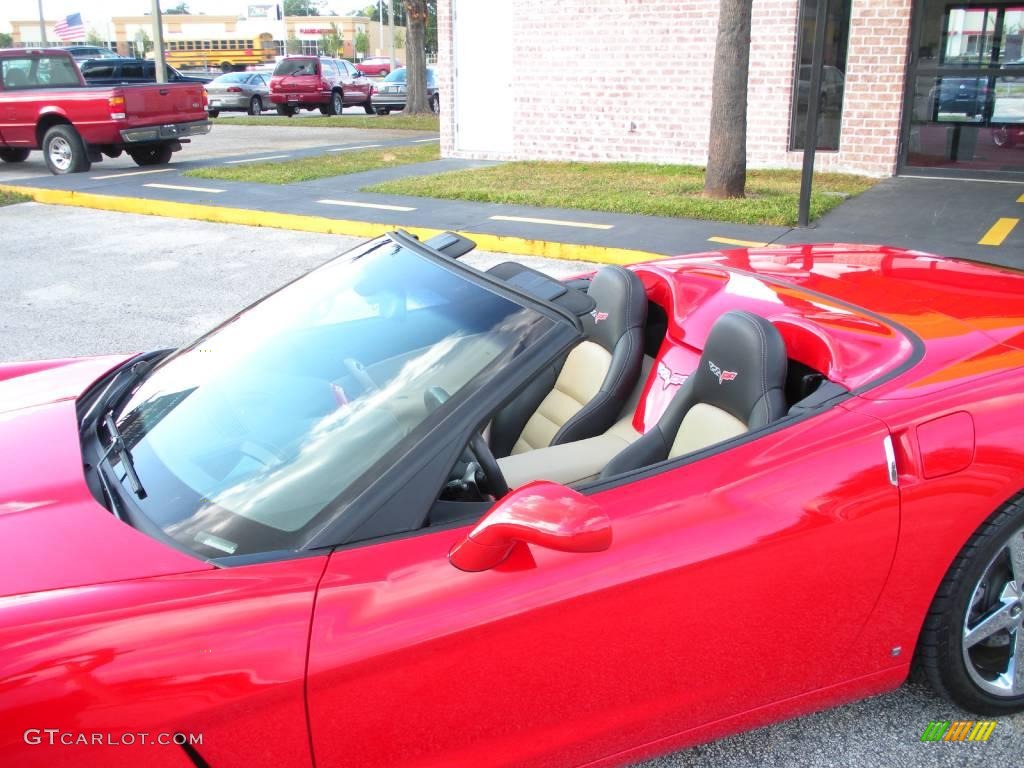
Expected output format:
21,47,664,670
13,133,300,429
439,0,914,177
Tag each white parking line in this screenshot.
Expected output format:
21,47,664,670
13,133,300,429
490,215,613,230
145,183,226,194
92,168,176,180
412,138,440,143
327,144,383,152
223,154,291,164
317,198,416,212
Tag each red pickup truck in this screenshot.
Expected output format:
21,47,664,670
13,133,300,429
0,48,211,175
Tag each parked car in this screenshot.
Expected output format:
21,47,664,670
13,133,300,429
796,64,845,111
932,76,990,118
355,56,400,76
0,48,210,174
61,45,119,61
3,233,1024,767
372,66,439,114
205,71,271,116
79,57,213,85
992,124,1024,148
269,55,373,116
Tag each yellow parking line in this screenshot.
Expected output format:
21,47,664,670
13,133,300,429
92,168,176,180
979,217,1020,246
1018,193,1024,203
708,236,769,248
145,183,225,194
490,215,613,230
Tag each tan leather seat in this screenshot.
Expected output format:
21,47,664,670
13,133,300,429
489,266,648,458
601,311,788,477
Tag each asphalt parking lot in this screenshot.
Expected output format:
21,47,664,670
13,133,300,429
2,201,1022,766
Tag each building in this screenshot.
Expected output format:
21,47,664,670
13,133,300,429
438,0,1024,179
5,9,406,69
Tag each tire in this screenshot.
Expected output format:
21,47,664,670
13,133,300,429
375,107,390,116
917,495,1024,715
208,109,220,118
329,90,344,116
430,93,440,114
42,124,90,175
128,143,173,167
363,98,375,115
319,106,330,115
276,105,295,117
993,128,1015,149
0,148,30,163
248,96,262,116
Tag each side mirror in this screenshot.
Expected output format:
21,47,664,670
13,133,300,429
449,481,612,572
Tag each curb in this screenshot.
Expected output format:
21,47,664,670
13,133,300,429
0,183,662,266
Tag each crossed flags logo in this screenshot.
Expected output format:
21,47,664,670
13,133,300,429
920,720,997,742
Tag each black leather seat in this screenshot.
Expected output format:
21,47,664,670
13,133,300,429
602,310,787,477
490,266,647,458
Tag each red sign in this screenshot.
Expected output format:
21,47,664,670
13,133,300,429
299,27,332,34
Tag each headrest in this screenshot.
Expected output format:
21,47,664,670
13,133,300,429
583,266,647,352
692,311,788,428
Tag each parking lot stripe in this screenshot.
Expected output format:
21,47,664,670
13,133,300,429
92,168,176,180
317,199,416,212
1018,193,1024,203
979,218,1019,246
490,215,613,230
327,144,383,152
144,183,226,194
223,154,291,164
412,138,440,143
708,236,770,248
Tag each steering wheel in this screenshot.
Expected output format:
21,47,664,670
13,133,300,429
343,357,379,395
424,387,509,499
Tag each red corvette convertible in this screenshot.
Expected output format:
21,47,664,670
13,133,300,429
2,232,1024,768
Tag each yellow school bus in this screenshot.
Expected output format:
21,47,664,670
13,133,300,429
163,35,275,72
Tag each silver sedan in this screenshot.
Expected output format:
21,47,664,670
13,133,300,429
372,66,440,115
206,72,272,117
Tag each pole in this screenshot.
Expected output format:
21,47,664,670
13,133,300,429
797,0,829,228
387,0,396,71
151,0,166,84
37,0,48,44
378,0,383,56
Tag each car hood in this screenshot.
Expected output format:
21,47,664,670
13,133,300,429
0,357,208,598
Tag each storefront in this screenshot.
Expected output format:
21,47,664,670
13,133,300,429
902,2,1024,176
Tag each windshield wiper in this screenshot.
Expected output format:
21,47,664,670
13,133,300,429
101,412,147,499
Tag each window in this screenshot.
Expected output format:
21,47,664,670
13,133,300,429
186,41,195,51
789,0,851,151
1,55,81,88
80,63,116,80
273,57,317,76
202,40,211,50
111,239,554,559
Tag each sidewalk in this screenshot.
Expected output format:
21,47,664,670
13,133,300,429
3,140,1022,266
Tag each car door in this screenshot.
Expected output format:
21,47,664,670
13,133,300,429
344,60,369,100
306,405,900,768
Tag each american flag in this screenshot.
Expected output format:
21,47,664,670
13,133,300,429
53,13,85,41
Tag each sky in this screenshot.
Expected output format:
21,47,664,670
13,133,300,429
3,2,264,23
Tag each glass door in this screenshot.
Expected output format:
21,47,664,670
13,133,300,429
904,2,1024,174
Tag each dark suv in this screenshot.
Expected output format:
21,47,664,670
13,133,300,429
269,56,373,116
79,58,211,85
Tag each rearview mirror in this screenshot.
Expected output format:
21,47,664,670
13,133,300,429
449,481,611,572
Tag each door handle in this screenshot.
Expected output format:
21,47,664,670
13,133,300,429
159,89,169,95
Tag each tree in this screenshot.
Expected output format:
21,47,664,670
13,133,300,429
703,0,753,199
393,29,405,50
134,29,153,57
355,30,370,57
0,32,13,49
284,0,323,16
403,0,429,113
86,29,105,45
319,23,344,57
286,32,302,54
163,1,190,13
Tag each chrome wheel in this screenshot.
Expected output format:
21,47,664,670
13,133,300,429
962,526,1024,697
48,136,73,172
332,92,343,114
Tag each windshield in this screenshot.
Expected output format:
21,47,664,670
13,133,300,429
1,55,80,89
110,238,555,559
274,58,317,76
383,68,406,83
213,72,251,83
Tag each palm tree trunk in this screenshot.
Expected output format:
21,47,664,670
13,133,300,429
403,0,430,114
703,0,753,199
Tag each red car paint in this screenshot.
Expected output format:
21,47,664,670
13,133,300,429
3,244,1024,767
0,48,210,173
